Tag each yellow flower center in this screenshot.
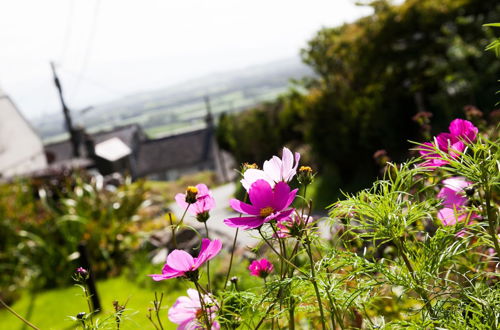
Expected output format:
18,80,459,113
186,186,199,194
299,166,313,174
260,206,274,217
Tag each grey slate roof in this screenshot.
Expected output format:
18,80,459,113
136,128,213,177
45,124,144,162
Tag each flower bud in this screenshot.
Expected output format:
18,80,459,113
465,187,475,197
76,312,86,320
185,186,198,204
196,211,210,223
297,166,314,185
75,267,89,281
241,162,258,173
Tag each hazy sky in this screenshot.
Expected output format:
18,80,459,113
0,0,372,119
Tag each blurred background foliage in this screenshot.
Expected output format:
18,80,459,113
216,0,500,207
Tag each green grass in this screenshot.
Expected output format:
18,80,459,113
0,277,185,330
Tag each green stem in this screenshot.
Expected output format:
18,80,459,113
258,228,307,276
223,193,247,291
223,228,239,291
304,239,326,330
154,292,164,330
0,297,40,330
168,213,177,249
396,237,435,319
193,281,212,329
255,301,277,330
485,186,500,257
203,222,212,292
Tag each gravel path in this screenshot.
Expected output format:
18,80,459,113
168,182,260,247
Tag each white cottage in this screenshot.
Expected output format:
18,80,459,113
0,87,47,178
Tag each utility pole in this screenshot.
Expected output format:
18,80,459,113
50,62,80,157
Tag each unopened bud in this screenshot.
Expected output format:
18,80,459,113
465,187,475,197
196,211,210,223
75,267,89,280
242,163,258,173
298,166,314,185
230,276,238,284
185,186,198,204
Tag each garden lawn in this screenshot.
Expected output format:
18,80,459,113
0,277,184,330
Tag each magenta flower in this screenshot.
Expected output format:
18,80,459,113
168,289,220,329
175,184,216,222
248,259,274,278
149,238,222,281
224,180,297,230
241,147,300,190
449,118,478,143
436,177,478,229
419,119,478,168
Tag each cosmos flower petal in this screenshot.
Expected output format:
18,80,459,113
281,147,294,180
271,181,292,210
241,169,274,190
230,198,259,215
224,216,265,230
194,239,222,268
442,177,472,192
449,118,478,142
248,179,274,209
166,250,195,272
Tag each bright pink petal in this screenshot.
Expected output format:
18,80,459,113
230,198,259,215
248,179,274,209
175,193,189,209
435,133,456,151
194,195,216,213
265,208,295,223
196,184,210,198
271,181,292,211
449,119,478,142
224,216,265,230
167,250,195,271
438,208,458,226
437,187,467,208
284,188,298,209
194,239,222,268
449,141,465,158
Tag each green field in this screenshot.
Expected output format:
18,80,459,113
0,277,185,330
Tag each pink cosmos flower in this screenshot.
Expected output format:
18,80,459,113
436,177,478,231
419,119,478,168
149,239,222,281
241,147,300,190
224,180,297,230
175,184,216,221
248,259,274,278
276,214,314,238
168,288,220,329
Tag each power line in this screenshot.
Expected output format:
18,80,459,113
71,0,102,103
59,0,75,65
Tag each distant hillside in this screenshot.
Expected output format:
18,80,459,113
34,57,313,143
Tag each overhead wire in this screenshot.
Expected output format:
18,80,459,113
71,0,102,103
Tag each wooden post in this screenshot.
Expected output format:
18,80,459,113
50,62,80,157
77,242,101,313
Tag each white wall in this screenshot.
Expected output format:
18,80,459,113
0,88,47,177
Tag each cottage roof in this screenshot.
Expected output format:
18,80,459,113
136,128,213,177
